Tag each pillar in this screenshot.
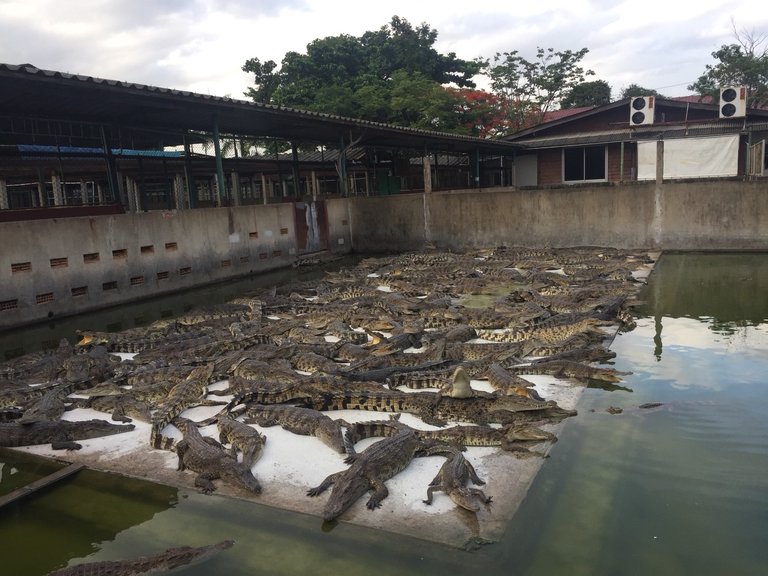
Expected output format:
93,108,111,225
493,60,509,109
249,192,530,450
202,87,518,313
423,154,432,193
261,173,268,205
231,171,241,206
51,173,64,206
173,173,186,210
0,178,8,209
212,116,226,207
126,176,137,213
656,140,664,183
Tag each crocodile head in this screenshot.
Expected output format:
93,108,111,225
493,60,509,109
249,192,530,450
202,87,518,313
221,462,262,494
502,424,556,443
75,330,108,347
68,419,136,439
448,487,485,513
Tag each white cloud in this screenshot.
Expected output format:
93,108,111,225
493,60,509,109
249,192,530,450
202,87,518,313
2,0,767,99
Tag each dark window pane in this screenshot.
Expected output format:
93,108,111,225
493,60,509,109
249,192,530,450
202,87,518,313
584,146,605,180
564,148,584,181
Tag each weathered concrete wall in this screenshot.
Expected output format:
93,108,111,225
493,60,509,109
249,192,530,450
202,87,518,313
347,180,768,253
659,180,768,249
2,179,766,330
346,194,426,253
325,198,353,253
425,184,655,250
0,205,298,329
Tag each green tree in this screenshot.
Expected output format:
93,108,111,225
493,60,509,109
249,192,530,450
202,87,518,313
688,27,768,107
242,16,482,131
242,57,282,104
619,83,664,99
561,79,612,108
487,47,594,134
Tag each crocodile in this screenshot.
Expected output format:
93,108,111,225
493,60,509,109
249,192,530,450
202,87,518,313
216,413,266,467
475,314,605,344
136,333,276,365
525,343,616,364
69,394,153,423
507,359,631,383
174,302,251,326
242,404,347,454
0,419,135,450
307,420,424,522
312,389,557,427
444,341,524,362
75,326,189,354
346,417,556,453
343,359,454,384
46,540,235,576
438,366,474,398
150,364,214,449
289,350,341,374
0,339,74,384
174,418,262,494
385,366,455,390
422,445,492,512
485,362,544,399
18,382,75,424
60,346,121,386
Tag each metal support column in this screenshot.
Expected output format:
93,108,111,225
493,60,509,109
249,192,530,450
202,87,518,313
100,125,120,205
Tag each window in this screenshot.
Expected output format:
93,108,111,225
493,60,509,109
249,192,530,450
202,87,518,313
563,146,606,182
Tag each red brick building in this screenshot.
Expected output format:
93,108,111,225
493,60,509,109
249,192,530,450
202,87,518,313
504,93,768,186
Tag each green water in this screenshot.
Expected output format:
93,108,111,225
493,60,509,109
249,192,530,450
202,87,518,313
1,253,767,575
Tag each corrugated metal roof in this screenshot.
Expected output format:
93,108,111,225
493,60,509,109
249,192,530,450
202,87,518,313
17,144,183,157
516,119,768,149
0,63,521,154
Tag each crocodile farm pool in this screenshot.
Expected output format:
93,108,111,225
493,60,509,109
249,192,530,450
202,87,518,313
1,251,766,576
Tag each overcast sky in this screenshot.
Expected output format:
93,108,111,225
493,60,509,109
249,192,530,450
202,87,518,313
2,0,767,102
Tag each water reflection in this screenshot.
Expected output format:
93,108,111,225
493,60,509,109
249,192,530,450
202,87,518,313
501,252,768,576
0,453,179,575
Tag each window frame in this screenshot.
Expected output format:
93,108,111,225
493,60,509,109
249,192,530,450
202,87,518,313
561,145,608,183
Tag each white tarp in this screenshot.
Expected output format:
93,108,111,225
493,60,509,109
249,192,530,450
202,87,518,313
637,135,740,180
637,141,658,180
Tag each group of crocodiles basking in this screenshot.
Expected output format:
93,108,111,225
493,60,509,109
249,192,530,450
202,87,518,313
1,246,650,532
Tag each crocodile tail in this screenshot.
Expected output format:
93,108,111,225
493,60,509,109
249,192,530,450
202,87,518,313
150,424,177,451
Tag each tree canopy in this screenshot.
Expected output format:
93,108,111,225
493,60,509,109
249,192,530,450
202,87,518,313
688,27,768,107
486,47,594,134
561,80,612,109
242,16,482,133
619,83,665,100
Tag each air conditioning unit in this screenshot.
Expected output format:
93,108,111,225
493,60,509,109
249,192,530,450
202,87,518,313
719,86,747,118
629,96,654,126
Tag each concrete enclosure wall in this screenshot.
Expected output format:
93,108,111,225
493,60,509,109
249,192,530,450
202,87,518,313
0,204,305,329
1,179,766,330
345,180,768,253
